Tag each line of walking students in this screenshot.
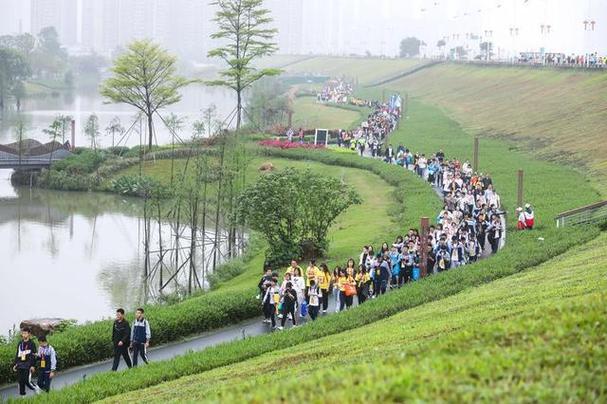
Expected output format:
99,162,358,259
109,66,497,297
259,256,394,330
12,307,151,396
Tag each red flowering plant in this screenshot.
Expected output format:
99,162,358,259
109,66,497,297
258,139,326,150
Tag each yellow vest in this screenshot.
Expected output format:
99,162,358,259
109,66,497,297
318,272,331,289
305,265,318,287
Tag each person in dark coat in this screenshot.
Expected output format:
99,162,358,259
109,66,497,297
111,308,132,371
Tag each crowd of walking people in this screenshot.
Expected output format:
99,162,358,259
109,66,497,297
316,78,353,103
518,52,606,68
258,93,518,330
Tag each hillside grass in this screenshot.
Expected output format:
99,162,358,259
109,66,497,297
283,56,422,85
386,63,607,196
16,60,607,402
0,156,400,387
106,231,607,403
290,96,362,130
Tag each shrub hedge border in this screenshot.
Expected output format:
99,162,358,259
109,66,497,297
22,147,600,403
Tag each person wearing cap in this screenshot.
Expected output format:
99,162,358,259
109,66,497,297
36,335,57,392
516,207,527,230
524,203,535,229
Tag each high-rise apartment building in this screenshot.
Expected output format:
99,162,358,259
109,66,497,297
31,0,77,46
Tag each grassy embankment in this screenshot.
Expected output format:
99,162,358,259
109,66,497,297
106,232,607,403
17,58,605,402
0,153,405,387
287,57,607,196
383,63,607,196
282,56,422,85
23,111,602,402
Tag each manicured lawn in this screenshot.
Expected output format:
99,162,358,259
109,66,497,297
290,96,362,130
283,56,422,85
388,64,607,196
106,232,607,403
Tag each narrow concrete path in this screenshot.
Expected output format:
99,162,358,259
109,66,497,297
0,298,340,400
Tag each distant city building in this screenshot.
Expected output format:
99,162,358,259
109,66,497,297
31,0,77,46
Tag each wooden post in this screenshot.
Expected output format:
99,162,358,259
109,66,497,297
473,137,479,172
517,169,524,208
420,217,430,277
70,119,75,151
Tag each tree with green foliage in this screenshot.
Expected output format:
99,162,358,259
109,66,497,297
32,27,67,79
100,40,193,150
238,168,360,265
400,37,422,58
55,114,73,143
206,0,280,130
0,47,31,110
105,116,124,148
43,117,63,164
13,119,27,165
202,103,218,136
84,114,100,150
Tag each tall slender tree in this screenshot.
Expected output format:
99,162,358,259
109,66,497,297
100,40,193,150
105,116,124,148
84,114,100,150
206,0,280,130
43,117,62,164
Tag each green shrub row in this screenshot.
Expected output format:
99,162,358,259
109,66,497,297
24,147,601,403
0,286,259,387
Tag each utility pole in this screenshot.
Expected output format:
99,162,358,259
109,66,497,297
473,137,479,172
517,169,524,208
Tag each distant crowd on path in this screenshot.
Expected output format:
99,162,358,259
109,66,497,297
518,52,606,69
12,307,152,396
316,78,353,104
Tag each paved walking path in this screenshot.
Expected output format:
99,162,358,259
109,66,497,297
1,150,505,400
0,299,340,400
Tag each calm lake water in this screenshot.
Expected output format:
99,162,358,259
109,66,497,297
0,84,236,148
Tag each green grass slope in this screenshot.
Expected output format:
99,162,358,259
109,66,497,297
291,96,362,129
105,232,607,403
388,63,607,196
0,156,400,386
282,56,421,85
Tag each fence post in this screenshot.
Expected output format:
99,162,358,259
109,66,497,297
517,169,524,208
420,217,430,277
473,137,479,172
70,119,76,151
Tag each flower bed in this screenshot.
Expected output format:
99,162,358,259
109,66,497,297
258,139,326,150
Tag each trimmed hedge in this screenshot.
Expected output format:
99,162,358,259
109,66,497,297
22,147,601,403
0,146,411,388
0,287,259,387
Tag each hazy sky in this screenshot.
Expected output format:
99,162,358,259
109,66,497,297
0,0,605,56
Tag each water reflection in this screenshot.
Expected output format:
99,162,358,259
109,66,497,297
0,85,235,148
0,171,237,335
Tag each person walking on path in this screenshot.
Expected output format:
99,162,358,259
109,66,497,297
35,336,56,393
262,279,278,328
307,280,321,321
111,308,132,371
130,308,151,367
12,327,37,396
278,282,298,330
318,264,331,313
